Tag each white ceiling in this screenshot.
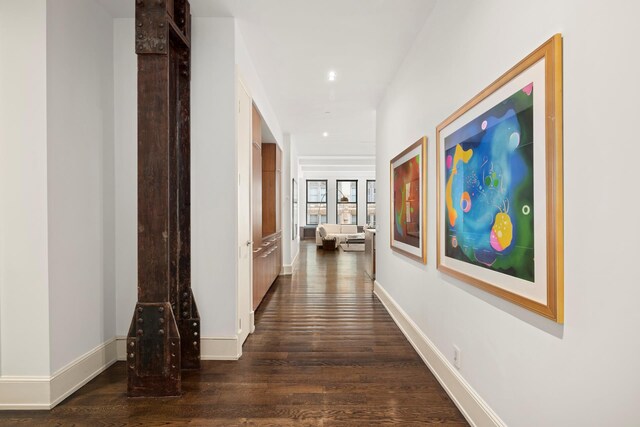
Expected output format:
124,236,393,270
298,156,375,174
98,0,435,156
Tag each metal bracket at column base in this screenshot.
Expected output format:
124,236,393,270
177,289,200,370
127,302,181,397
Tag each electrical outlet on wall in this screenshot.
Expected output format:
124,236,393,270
453,345,461,369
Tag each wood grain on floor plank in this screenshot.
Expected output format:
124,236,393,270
0,242,468,426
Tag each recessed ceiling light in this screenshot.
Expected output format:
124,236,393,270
323,132,329,137
328,71,336,81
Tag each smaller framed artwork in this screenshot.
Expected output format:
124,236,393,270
390,137,427,264
292,178,298,240
436,34,563,322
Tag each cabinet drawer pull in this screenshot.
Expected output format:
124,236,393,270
253,247,263,253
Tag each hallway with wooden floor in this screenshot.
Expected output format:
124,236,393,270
0,242,467,426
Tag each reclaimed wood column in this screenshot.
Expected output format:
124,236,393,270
127,0,199,397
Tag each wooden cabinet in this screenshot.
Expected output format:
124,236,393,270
252,113,283,310
252,104,262,146
261,143,281,236
252,232,281,310
365,229,376,279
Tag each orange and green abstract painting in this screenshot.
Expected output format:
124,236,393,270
444,83,535,282
393,154,421,248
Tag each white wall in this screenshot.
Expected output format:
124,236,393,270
46,0,115,374
0,0,51,377
113,18,137,338
235,24,283,148
375,1,640,426
0,0,116,380
113,17,287,340
289,137,300,265
281,134,300,268
300,170,375,227
113,18,241,339
235,22,290,270
191,17,238,338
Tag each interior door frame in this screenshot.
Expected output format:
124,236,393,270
236,71,255,357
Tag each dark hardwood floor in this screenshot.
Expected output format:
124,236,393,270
0,241,468,426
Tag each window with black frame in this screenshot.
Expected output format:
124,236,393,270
336,180,357,225
306,180,327,225
366,180,376,227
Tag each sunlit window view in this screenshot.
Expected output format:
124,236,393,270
337,180,357,225
367,180,376,226
306,180,327,224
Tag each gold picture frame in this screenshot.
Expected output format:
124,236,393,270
436,34,563,322
390,137,427,264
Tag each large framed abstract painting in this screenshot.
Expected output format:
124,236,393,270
390,137,427,264
436,34,564,322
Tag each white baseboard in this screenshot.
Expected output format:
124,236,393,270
281,265,293,275
373,281,505,427
0,377,50,410
0,338,118,410
200,336,240,360
49,338,118,407
117,336,240,361
281,250,299,275
116,336,127,361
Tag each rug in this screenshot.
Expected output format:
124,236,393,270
339,243,365,252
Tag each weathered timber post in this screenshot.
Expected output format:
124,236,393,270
127,0,199,397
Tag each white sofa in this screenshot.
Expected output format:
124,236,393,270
316,224,359,246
